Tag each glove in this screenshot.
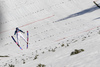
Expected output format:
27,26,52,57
23,32,25,34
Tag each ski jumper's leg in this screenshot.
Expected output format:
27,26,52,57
16,33,20,44
19,33,27,43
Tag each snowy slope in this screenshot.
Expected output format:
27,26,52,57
0,0,100,67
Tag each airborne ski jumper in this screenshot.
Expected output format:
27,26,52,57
11,27,28,50
14,27,27,44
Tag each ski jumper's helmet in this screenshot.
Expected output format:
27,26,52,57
16,27,19,30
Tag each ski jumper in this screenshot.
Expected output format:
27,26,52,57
14,28,27,44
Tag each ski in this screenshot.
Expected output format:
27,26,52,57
11,36,23,50
93,1,100,8
27,31,29,49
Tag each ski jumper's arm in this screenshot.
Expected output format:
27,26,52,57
19,30,25,33
14,30,17,35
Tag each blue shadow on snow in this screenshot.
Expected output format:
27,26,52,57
56,6,100,22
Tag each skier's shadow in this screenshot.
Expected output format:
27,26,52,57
56,5,100,22
93,17,100,20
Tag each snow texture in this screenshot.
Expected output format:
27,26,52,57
0,0,100,67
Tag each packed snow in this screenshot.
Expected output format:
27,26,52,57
0,0,100,67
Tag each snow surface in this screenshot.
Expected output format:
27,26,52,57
0,0,100,67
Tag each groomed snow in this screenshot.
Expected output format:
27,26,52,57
0,0,100,67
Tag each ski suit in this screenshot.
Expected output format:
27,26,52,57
14,28,27,44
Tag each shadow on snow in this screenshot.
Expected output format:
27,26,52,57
93,17,100,20
56,6,99,22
